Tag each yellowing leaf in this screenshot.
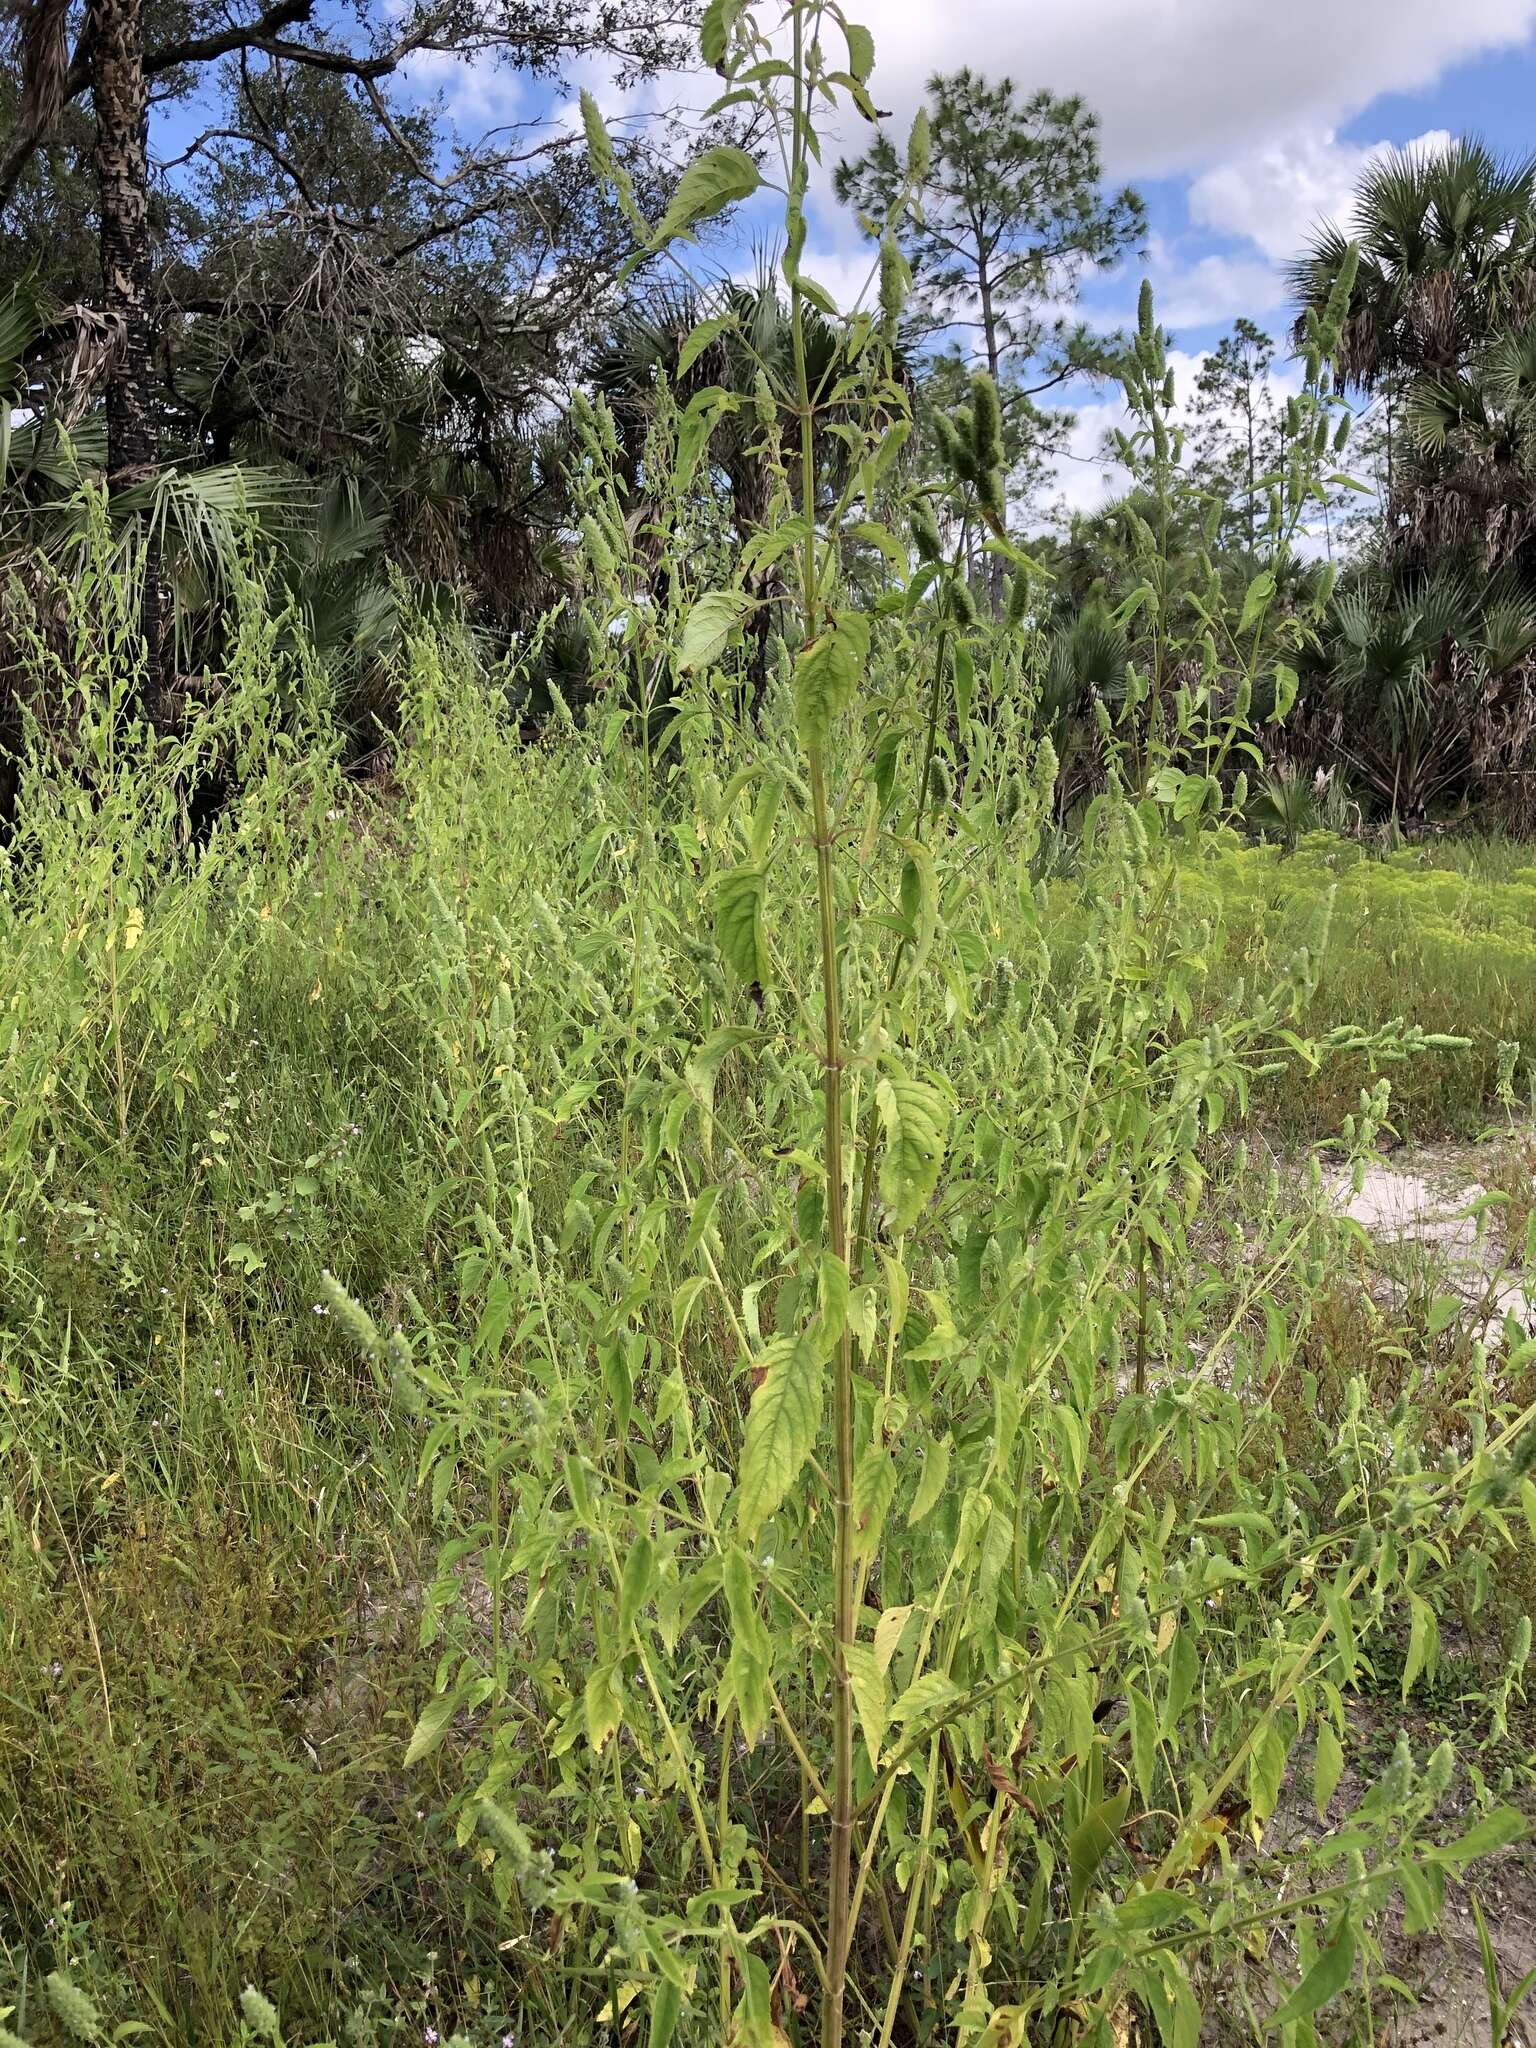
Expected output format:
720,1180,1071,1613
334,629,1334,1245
736,1334,822,1536
843,1640,888,1764
585,1662,624,1753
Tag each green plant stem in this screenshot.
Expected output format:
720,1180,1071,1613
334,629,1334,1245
810,749,856,2048
786,16,854,2039
718,1698,736,2032
850,535,965,1278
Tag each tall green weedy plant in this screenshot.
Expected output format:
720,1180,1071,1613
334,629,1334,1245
317,15,1536,2048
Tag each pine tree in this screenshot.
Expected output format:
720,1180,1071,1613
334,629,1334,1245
835,69,1143,547
834,70,1144,389
1187,319,1282,561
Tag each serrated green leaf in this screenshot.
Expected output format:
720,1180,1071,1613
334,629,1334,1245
648,146,760,251
842,20,874,79
877,1071,949,1232
844,1639,888,1764
714,863,767,985
890,1669,959,1726
736,1335,823,1536
794,610,869,748
680,588,752,672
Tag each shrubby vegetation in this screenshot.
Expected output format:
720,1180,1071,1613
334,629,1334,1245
3,4,1536,2047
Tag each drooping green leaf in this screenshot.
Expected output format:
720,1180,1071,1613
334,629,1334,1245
677,313,734,379
686,1025,759,1122
405,1684,465,1766
1239,568,1276,635
794,610,870,749
907,1432,951,1523
1129,1685,1159,1807
734,1953,776,2048
736,1335,823,1536
679,588,753,671
851,1443,897,1563
1271,1916,1356,2024
714,863,767,985
699,0,739,68
1247,1718,1289,1827
648,1976,683,2048
1313,1719,1344,1818
876,1071,949,1232
1068,1787,1131,1916
816,1251,849,1354
620,1532,656,1636
648,147,761,252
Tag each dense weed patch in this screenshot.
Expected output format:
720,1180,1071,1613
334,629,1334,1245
2,12,1535,2046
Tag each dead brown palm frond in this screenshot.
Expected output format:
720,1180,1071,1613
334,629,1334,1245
10,0,69,138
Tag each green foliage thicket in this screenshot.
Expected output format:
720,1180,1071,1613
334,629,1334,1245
3,528,1535,2048
3,11,1536,2048
1187,836,1536,1139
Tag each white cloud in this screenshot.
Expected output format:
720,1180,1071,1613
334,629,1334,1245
857,0,1533,179
399,44,528,123
1075,240,1285,340
1047,394,1131,520
1156,253,1288,330
1189,127,1455,261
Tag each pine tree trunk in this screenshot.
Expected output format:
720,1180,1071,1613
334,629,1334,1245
94,0,168,702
